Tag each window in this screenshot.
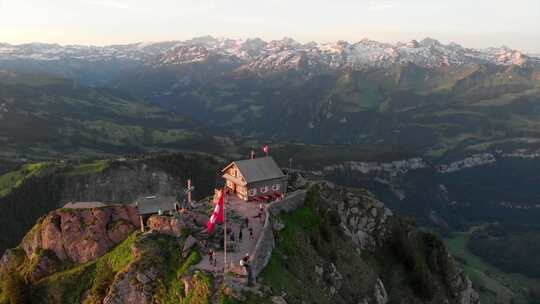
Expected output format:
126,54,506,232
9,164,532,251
249,188,257,196
260,186,268,193
272,184,280,191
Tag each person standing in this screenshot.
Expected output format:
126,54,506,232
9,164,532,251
208,249,214,266
239,227,243,242
211,249,217,267
239,254,253,286
258,203,265,223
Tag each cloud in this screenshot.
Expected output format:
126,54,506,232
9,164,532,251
368,0,400,11
86,0,130,9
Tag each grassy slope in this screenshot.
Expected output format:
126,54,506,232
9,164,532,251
258,189,379,304
63,160,111,177
0,231,206,304
33,232,139,303
0,162,54,197
257,186,485,304
444,231,535,304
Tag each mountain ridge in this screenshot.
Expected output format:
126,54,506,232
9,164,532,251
1,36,538,73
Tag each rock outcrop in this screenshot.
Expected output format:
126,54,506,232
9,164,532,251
103,261,161,304
147,215,184,236
326,183,393,251
23,250,60,282
103,234,164,304
20,205,140,263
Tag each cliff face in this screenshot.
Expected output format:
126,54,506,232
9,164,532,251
0,177,478,304
59,162,181,204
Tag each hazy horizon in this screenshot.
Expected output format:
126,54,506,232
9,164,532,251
1,0,539,53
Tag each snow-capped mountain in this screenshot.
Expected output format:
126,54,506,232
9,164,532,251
1,36,538,75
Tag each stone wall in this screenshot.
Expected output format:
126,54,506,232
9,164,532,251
250,190,308,278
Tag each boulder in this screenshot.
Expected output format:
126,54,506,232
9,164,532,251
271,296,288,304
191,213,210,227
182,235,197,258
147,215,183,236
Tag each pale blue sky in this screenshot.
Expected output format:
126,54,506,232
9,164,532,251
1,0,539,52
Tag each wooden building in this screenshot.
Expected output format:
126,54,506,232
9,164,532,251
222,157,287,201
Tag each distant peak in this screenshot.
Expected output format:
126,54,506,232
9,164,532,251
420,37,441,46
447,42,463,49
405,40,420,48
279,37,300,45
188,35,218,44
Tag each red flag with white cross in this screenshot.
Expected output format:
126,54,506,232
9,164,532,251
207,189,225,234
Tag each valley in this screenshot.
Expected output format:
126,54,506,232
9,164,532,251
444,227,540,304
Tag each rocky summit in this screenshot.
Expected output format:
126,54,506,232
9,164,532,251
0,174,479,304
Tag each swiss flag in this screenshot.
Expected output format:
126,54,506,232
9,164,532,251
207,189,225,234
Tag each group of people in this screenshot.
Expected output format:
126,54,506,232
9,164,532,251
204,201,267,285
228,205,264,243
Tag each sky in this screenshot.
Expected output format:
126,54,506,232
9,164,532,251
0,0,539,52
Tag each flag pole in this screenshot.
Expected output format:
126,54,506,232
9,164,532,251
223,186,227,276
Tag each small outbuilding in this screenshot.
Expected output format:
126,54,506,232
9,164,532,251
63,202,108,209
222,156,287,201
135,195,178,231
